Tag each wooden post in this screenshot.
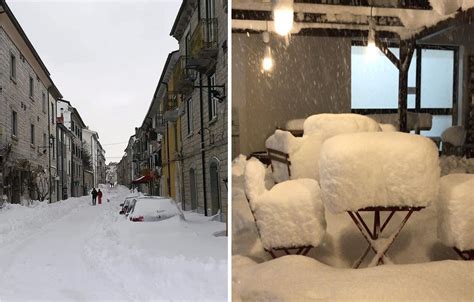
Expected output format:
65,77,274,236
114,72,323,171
398,40,415,133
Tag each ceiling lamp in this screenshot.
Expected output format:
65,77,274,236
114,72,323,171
272,0,294,36
261,30,274,72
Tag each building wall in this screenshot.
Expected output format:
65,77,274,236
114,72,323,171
179,0,228,220
0,26,52,202
232,33,352,157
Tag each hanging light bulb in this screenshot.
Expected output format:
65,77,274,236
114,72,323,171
272,0,294,36
367,18,376,51
262,45,274,72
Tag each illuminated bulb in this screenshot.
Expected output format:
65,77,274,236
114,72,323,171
262,45,273,72
366,18,377,56
273,0,294,36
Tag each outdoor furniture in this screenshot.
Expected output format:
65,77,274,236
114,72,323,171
367,112,433,133
265,114,381,183
320,132,440,267
441,126,467,156
244,157,326,259
437,174,474,260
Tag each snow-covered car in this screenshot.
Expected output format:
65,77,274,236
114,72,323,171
119,196,139,215
128,196,180,222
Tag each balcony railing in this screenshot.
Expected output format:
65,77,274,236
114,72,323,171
172,56,194,94
190,18,218,59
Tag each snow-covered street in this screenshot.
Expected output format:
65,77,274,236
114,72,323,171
0,185,227,300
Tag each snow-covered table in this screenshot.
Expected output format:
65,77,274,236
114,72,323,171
437,174,474,260
320,132,440,267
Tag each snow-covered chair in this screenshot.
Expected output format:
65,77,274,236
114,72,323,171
319,132,440,267
244,157,326,258
265,113,381,183
441,126,466,156
437,174,474,260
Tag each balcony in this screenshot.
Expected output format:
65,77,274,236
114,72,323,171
172,56,194,94
163,91,181,122
188,18,218,72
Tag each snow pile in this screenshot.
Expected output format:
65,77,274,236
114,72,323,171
441,126,466,147
379,123,397,132
233,255,474,301
320,132,440,213
303,113,381,138
244,158,326,249
439,155,474,175
437,174,474,251
285,118,305,131
429,0,463,15
0,185,227,300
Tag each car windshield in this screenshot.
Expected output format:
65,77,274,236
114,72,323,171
129,198,179,221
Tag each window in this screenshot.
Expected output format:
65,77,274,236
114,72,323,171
43,133,47,149
351,45,457,137
51,103,55,124
208,73,218,121
30,124,35,145
11,111,17,136
10,53,16,80
186,98,193,134
29,77,34,99
42,93,46,113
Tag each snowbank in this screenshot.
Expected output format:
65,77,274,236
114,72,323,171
440,155,474,175
303,113,381,138
320,132,440,213
244,158,326,249
437,174,474,251
233,255,474,301
368,112,432,132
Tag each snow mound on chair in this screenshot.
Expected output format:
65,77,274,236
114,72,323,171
437,173,474,251
245,159,326,250
320,132,440,214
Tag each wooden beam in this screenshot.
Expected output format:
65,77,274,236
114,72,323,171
376,39,400,69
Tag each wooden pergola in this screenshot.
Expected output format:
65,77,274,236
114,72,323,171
232,0,474,132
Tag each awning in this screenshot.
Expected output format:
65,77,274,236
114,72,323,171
132,174,154,184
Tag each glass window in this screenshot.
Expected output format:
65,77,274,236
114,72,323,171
29,77,34,98
12,111,17,136
42,93,46,113
186,98,193,134
208,73,218,120
10,53,16,79
421,49,454,108
30,124,35,145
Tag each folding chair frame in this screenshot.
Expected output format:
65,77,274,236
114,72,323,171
265,246,313,259
347,206,424,268
453,247,474,260
267,148,292,182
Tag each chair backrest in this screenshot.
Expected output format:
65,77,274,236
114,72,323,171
267,147,291,181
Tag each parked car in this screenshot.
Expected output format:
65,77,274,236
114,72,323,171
119,196,139,215
128,196,180,222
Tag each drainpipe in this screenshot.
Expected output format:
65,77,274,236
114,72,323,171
47,87,52,203
161,82,172,198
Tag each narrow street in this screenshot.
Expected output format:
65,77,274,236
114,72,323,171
0,186,227,300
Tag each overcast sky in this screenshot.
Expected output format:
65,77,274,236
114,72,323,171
8,0,181,163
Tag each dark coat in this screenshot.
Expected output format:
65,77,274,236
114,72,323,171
91,189,98,198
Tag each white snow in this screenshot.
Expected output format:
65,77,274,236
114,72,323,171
244,158,326,250
285,118,305,131
233,154,473,300
127,196,181,221
233,255,474,301
319,132,440,213
429,0,463,15
379,123,398,132
266,114,381,183
440,155,474,175
0,185,227,300
441,126,467,147
303,113,381,138
437,173,474,251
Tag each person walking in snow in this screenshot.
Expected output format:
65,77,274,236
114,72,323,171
98,189,103,205
91,188,98,206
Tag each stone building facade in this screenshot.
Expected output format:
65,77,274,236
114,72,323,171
0,1,62,203
170,0,228,220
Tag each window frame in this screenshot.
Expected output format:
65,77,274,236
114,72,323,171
350,43,458,134
208,73,218,122
11,110,18,137
186,97,193,135
10,52,16,81
29,76,34,99
30,124,35,145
